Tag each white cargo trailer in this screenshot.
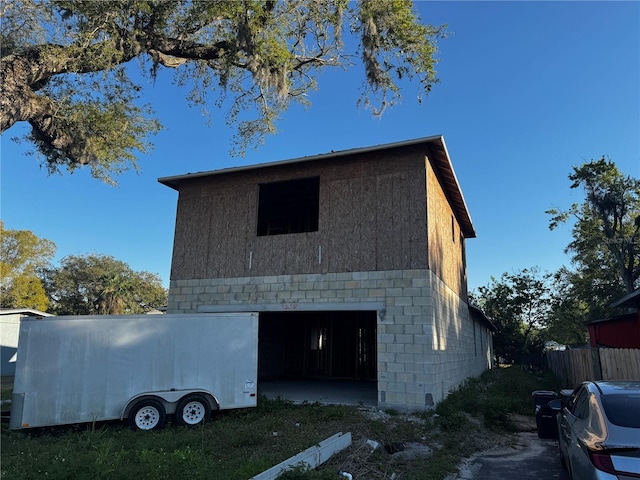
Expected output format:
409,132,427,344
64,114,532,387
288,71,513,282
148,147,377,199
10,312,259,430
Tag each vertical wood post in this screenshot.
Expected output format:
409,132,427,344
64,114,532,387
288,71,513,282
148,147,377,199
591,347,602,380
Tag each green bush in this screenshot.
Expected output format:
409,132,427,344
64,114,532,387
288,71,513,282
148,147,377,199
436,366,561,430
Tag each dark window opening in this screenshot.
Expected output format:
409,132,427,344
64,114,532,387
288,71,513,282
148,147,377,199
257,177,320,236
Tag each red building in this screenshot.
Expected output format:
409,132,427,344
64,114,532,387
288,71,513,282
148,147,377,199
586,289,640,348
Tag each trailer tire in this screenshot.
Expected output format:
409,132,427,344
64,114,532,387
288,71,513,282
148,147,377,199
129,399,166,431
176,394,211,426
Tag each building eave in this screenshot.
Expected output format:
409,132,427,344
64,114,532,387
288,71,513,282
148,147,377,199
584,312,638,326
610,288,640,308
469,304,497,331
0,308,52,317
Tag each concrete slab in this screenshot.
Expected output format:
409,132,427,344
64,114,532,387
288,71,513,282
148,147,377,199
258,379,377,407
250,432,352,480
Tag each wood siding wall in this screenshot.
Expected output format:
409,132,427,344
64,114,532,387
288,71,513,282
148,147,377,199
170,145,467,299
426,160,467,299
587,315,640,348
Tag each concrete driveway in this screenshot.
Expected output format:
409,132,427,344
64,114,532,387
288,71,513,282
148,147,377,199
454,432,569,480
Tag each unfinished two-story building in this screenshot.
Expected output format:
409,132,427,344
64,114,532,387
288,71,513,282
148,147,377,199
159,135,494,411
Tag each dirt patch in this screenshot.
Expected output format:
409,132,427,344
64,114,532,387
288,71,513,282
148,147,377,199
509,413,537,432
449,432,567,480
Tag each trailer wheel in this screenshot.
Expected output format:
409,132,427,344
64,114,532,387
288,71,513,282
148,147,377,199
129,399,166,431
176,394,211,426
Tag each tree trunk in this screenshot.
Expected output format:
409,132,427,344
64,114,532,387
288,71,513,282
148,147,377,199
0,54,55,132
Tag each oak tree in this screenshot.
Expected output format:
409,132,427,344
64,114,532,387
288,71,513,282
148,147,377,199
1,0,444,184
545,267,589,344
42,253,167,315
474,268,553,362
547,158,640,308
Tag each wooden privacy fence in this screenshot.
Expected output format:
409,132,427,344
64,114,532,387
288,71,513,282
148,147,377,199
546,348,640,388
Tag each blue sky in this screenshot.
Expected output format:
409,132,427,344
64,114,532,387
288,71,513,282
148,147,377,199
1,1,639,292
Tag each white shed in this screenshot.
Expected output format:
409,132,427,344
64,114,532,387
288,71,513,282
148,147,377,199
1,309,52,376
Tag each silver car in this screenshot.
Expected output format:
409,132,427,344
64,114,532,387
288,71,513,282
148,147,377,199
555,381,640,480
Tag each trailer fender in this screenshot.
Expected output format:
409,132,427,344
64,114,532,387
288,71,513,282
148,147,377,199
121,390,219,421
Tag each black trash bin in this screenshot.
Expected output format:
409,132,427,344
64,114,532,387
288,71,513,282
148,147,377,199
532,390,559,439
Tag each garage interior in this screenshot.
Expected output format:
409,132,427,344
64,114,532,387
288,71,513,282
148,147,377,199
257,310,378,406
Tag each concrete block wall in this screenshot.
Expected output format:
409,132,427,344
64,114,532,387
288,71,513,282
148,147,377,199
167,268,490,410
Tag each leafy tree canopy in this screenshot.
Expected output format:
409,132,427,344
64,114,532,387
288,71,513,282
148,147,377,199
473,267,553,361
473,159,639,354
1,0,445,184
42,253,167,315
0,220,56,310
545,267,589,344
547,158,640,299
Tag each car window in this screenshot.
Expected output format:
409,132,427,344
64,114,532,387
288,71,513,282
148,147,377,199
571,389,590,419
566,387,582,411
601,394,640,428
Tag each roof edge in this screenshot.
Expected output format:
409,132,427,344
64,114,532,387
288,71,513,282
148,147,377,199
469,304,497,331
0,308,52,317
610,288,640,308
158,135,446,190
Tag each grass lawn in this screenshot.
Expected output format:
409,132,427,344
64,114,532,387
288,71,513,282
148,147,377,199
1,366,560,480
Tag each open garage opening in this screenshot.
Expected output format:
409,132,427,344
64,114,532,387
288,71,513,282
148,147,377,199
258,310,378,406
